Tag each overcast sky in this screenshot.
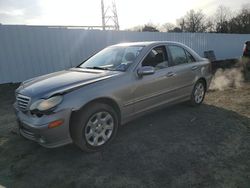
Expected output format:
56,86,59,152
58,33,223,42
0,0,247,29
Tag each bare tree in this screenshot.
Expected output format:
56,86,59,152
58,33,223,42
160,22,175,32
142,25,159,32
171,27,183,32
127,4,250,34
176,18,185,32
179,10,207,32
228,4,250,33
214,5,232,33
140,22,160,32
205,17,216,32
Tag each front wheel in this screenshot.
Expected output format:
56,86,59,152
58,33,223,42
71,103,119,152
190,80,206,106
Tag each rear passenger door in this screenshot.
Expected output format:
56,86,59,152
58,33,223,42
166,45,198,97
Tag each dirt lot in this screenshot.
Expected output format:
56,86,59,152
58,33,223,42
0,82,250,188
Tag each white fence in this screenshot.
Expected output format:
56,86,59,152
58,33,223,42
0,25,250,83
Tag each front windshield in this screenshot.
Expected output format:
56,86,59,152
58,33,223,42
79,46,144,71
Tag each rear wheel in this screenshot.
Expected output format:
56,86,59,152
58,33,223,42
71,103,119,152
190,80,206,106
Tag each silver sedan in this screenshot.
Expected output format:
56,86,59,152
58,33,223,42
14,41,212,152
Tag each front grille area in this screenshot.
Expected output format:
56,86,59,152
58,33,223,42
16,94,31,111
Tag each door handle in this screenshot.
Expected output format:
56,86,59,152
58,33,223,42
191,66,198,70
166,72,175,77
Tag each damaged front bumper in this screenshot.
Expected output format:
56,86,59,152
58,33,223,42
14,103,73,148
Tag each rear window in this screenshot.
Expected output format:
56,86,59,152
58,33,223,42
185,50,196,63
168,45,188,65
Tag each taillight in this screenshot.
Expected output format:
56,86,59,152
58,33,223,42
243,44,247,53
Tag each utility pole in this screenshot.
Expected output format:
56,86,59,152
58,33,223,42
101,0,119,31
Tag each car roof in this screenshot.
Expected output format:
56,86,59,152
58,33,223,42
112,41,184,47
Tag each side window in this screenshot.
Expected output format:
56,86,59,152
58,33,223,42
168,45,187,65
185,50,196,63
142,46,168,70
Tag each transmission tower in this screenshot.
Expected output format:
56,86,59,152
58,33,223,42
101,0,119,30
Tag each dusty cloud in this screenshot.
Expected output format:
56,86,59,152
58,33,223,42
209,68,244,91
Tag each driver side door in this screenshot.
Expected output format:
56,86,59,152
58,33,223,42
131,45,176,115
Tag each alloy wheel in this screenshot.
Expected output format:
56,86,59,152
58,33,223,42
194,82,205,104
84,111,114,146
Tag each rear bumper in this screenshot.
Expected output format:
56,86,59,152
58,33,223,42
14,104,73,148
205,74,212,90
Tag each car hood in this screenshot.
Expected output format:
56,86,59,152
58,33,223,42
16,68,122,98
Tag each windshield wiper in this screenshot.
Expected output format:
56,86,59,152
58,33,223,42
85,66,110,70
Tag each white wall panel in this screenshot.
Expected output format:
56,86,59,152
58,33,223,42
0,25,249,83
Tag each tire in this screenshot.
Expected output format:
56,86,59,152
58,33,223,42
190,80,206,106
70,103,119,152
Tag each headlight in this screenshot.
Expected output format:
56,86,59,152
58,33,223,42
30,95,63,111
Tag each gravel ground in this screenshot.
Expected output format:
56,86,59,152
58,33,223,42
0,83,250,188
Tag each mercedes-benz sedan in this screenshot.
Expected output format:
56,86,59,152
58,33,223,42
14,41,212,152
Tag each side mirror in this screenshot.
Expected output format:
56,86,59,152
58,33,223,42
137,66,155,77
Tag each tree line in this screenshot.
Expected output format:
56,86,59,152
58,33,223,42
129,4,250,34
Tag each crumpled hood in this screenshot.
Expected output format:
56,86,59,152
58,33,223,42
16,68,121,98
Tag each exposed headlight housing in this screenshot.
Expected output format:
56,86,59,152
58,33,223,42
30,95,63,112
